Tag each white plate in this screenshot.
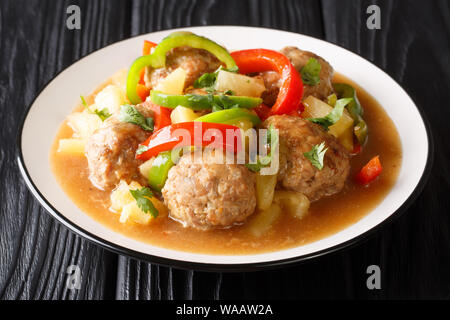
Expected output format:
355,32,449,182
18,26,432,271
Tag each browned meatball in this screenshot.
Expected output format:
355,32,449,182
263,115,350,201
259,71,282,106
144,46,222,90
85,103,152,190
280,46,334,101
162,150,257,230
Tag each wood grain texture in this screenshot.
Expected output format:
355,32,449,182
0,0,127,300
0,0,449,300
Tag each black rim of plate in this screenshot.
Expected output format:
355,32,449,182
16,26,435,272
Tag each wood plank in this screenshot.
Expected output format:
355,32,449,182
0,0,132,299
321,0,450,298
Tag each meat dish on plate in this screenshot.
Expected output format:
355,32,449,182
50,31,402,254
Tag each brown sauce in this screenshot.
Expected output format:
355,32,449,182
50,73,402,255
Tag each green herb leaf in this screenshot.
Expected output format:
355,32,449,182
245,125,279,172
217,94,239,109
307,98,353,130
81,95,111,121
303,142,328,170
136,144,150,155
208,93,240,112
129,187,159,218
185,94,213,109
118,105,154,131
80,95,88,108
193,66,240,92
193,72,217,90
300,58,321,86
92,108,112,121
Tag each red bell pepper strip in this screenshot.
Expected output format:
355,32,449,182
143,40,158,55
351,140,362,155
139,41,158,84
136,122,242,161
147,102,172,132
253,104,271,121
139,71,146,85
231,49,303,116
136,84,150,102
287,102,303,117
356,155,382,185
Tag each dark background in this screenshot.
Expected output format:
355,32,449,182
0,0,449,300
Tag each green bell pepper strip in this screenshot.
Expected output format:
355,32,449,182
194,108,262,126
354,115,368,145
333,83,368,145
148,151,174,191
333,83,363,117
126,32,237,104
150,91,263,111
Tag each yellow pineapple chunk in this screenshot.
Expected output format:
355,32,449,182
139,158,155,179
67,111,102,140
302,95,354,139
256,174,277,210
94,84,127,115
273,190,310,219
247,203,282,237
154,67,186,94
215,70,265,97
110,180,142,212
111,180,168,225
170,106,199,123
110,68,128,91
120,202,152,225
57,139,86,155
337,125,354,152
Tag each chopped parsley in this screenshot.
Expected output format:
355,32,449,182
193,72,217,93
92,108,112,121
80,95,88,107
129,187,159,218
193,66,240,93
118,105,154,131
211,94,239,112
80,95,111,121
246,125,279,172
300,58,321,86
185,93,214,109
303,142,328,170
307,97,353,130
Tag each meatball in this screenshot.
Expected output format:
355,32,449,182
263,115,349,201
162,150,257,230
145,46,222,90
85,103,153,190
280,46,334,100
259,71,282,106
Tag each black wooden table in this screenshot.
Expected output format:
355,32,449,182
1,0,449,300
